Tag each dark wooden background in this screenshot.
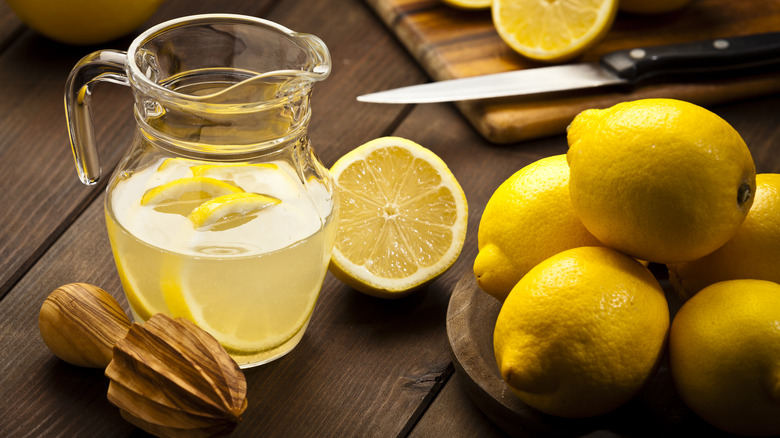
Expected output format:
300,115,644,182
0,0,778,436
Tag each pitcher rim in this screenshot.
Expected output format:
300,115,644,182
126,13,331,105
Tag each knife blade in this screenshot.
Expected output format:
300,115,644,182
357,32,780,104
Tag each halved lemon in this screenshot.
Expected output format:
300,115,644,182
492,0,618,63
441,0,492,9
328,137,468,298
188,192,281,230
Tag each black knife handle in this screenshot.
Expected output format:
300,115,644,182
600,32,780,82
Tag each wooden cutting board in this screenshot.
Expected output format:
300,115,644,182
364,0,780,143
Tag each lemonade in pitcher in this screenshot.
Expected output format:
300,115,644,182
106,156,337,366
64,15,337,367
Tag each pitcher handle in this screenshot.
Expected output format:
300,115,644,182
64,50,130,185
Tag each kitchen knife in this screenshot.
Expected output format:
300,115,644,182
357,32,780,104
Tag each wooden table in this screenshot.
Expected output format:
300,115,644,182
1,1,778,437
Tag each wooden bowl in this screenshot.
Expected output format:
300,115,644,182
445,272,735,437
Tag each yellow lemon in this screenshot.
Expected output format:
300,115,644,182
474,154,602,301
567,98,756,264
494,246,669,418
442,0,492,9
619,0,693,15
188,192,281,230
668,279,780,436
6,0,165,45
329,137,468,298
492,0,618,63
668,173,780,300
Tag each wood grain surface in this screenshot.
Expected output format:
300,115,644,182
0,0,779,437
364,0,780,143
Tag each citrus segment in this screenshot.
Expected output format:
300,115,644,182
329,137,468,298
492,0,618,62
188,192,281,230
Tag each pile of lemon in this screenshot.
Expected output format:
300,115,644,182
476,98,780,436
441,0,694,62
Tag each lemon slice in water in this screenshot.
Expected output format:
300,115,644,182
190,163,278,177
162,265,320,355
156,157,208,171
188,192,281,230
141,176,244,216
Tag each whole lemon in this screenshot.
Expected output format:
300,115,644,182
567,98,756,264
474,155,602,301
619,0,694,14
668,173,780,300
493,246,669,418
669,279,780,436
6,0,165,45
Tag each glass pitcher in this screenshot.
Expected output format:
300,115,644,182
64,14,338,368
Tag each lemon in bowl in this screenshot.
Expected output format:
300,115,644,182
493,246,669,418
474,154,602,301
668,173,780,300
669,279,780,436
6,0,165,45
567,98,756,264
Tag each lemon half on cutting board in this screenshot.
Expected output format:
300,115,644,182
492,0,618,62
329,137,468,298
441,0,493,10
